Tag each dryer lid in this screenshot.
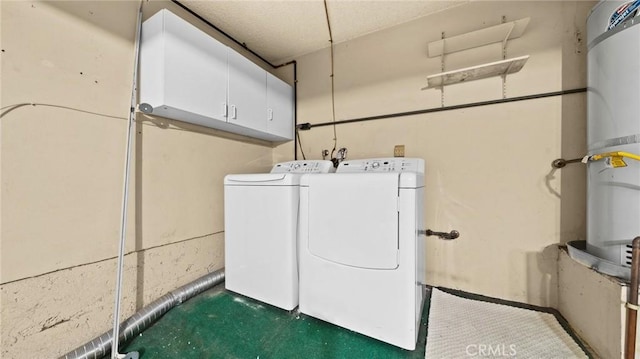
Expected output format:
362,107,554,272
224,173,298,185
306,173,399,269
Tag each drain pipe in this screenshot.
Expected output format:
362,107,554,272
626,237,640,359
59,269,225,359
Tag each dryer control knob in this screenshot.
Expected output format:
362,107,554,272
293,164,301,169
371,162,380,169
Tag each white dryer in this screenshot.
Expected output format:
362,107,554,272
298,158,425,350
224,160,334,310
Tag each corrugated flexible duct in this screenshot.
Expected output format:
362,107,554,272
59,269,225,359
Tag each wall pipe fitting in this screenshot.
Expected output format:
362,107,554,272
420,229,460,240
59,269,225,359
551,158,583,169
626,237,640,359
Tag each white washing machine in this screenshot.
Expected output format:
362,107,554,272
224,160,334,310
298,158,425,350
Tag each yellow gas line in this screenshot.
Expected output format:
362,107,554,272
587,151,640,168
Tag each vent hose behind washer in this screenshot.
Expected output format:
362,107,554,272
59,269,225,359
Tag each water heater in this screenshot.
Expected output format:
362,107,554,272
586,1,640,267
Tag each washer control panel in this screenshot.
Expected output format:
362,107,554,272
271,160,335,174
336,158,424,173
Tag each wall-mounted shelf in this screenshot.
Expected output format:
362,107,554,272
427,17,530,57
423,17,530,96
421,55,529,90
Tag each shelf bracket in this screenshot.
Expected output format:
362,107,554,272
440,31,445,107
501,15,512,99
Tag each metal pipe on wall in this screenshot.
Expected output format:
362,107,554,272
59,269,225,359
626,237,640,359
110,4,143,358
292,61,298,160
296,88,587,130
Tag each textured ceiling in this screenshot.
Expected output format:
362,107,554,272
180,0,468,65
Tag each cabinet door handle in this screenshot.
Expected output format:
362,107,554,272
230,105,237,120
222,103,227,118
268,108,273,121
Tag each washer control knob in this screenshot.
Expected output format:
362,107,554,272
371,162,380,169
293,163,301,169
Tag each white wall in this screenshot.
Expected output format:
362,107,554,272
278,0,595,306
0,1,278,357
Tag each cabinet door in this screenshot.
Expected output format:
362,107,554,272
266,73,294,140
227,49,267,132
162,10,228,123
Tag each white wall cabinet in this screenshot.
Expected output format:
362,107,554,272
140,9,293,142
266,72,294,140
140,8,229,127
227,49,267,133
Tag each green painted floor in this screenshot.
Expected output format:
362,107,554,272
121,285,430,359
